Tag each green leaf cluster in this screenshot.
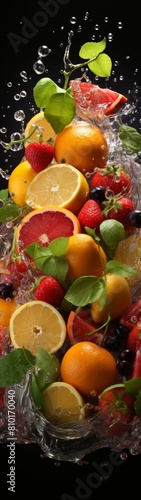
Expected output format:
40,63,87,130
119,124,141,153
0,347,60,414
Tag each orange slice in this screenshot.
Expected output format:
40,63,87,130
16,206,81,252
42,381,85,425
9,300,66,356
25,163,89,215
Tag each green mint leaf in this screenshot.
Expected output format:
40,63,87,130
99,220,125,250
25,242,52,259
33,254,68,282
33,77,57,108
105,260,136,277
44,91,76,133
0,349,35,386
119,124,141,153
65,276,105,307
0,188,9,202
34,348,60,391
30,374,45,413
88,54,112,77
79,39,107,59
48,237,69,256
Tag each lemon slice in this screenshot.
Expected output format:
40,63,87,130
25,163,89,214
24,111,56,146
42,381,85,425
9,300,66,356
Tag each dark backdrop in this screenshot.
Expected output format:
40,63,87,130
1,2,141,496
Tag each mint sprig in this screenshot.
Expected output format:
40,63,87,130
25,237,69,282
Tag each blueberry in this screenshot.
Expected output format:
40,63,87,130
90,187,105,203
117,360,133,376
104,335,121,351
128,210,141,228
115,324,130,339
0,282,14,298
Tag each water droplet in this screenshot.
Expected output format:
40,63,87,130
104,17,109,23
7,82,12,88
38,45,51,57
119,75,124,81
14,94,20,101
118,21,123,29
77,25,82,33
10,132,24,151
70,17,77,25
84,11,89,21
120,452,128,460
14,110,25,121
20,71,27,79
20,91,27,98
114,60,119,67
91,35,96,41
108,32,113,42
94,24,99,31
0,128,7,134
33,60,45,74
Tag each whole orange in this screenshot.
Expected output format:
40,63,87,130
65,233,107,279
91,273,131,324
54,121,108,174
60,341,117,396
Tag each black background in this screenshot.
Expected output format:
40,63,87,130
1,1,141,496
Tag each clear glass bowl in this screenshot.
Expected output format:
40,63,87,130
1,379,141,463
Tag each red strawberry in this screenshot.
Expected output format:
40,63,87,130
103,196,135,231
25,142,54,173
77,199,104,230
91,166,131,196
127,325,141,354
33,276,65,308
131,346,141,378
99,386,135,435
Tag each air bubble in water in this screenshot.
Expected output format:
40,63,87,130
7,82,12,88
38,45,51,57
14,110,25,121
33,60,45,74
70,17,77,24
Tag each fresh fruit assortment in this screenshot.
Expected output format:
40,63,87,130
1,36,141,458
